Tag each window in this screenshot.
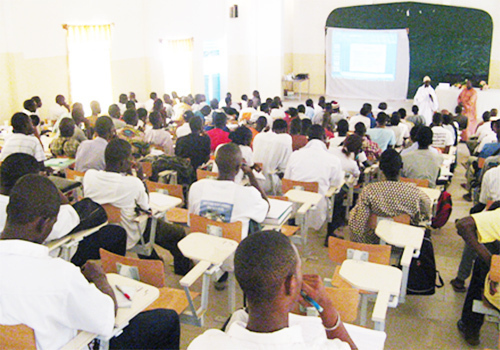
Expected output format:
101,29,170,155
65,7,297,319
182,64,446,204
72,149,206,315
161,38,193,96
65,24,113,115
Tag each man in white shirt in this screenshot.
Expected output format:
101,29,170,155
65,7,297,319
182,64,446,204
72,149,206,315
188,231,355,350
76,116,116,172
414,76,438,125
144,92,157,112
285,125,344,230
431,113,454,152
188,143,269,240
253,119,293,194
238,100,257,123
0,112,45,166
348,106,371,131
0,174,180,350
305,99,315,119
117,93,128,115
83,138,192,275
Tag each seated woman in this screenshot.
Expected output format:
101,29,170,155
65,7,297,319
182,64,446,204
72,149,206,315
290,117,307,151
49,117,80,158
348,149,431,244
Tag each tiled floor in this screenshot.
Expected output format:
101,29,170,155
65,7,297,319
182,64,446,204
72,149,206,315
158,142,498,349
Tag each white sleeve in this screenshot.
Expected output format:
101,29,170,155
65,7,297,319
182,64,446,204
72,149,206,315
46,204,81,241
245,187,270,223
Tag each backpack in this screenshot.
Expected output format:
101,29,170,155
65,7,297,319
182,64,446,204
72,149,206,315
69,198,108,233
431,191,452,229
407,233,444,295
142,154,196,186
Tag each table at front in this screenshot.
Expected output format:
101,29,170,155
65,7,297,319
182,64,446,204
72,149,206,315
178,233,239,326
61,273,159,350
375,220,425,303
339,259,402,331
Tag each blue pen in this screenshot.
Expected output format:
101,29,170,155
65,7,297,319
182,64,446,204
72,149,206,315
300,291,324,313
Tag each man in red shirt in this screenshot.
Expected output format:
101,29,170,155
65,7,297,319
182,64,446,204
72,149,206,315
207,112,231,152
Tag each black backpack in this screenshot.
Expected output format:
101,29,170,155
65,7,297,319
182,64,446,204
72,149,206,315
407,234,444,295
69,198,108,233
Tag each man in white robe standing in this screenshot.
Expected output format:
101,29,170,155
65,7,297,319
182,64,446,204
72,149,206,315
414,76,439,125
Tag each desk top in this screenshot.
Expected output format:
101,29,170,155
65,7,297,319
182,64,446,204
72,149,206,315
418,187,441,203
375,220,424,250
61,273,159,350
178,232,238,264
48,175,81,193
44,158,75,171
149,192,182,213
339,260,402,296
285,189,323,206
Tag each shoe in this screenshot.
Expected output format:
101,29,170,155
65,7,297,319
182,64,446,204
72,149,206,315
450,278,466,293
457,320,480,346
214,272,229,291
463,193,472,202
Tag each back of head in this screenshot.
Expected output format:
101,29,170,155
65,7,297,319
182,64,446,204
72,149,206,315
289,118,302,135
183,110,194,123
390,112,401,126
149,112,162,129
432,112,442,125
235,231,297,302
137,108,148,121
1,153,40,195
442,113,453,125
260,103,269,113
59,118,76,137
398,108,407,119
410,125,421,142
213,112,227,128
336,119,348,136
126,100,136,110
55,94,65,105
105,138,131,168
287,107,298,118
95,116,114,138
119,93,128,104
11,112,30,133
305,99,313,107
308,124,325,141
90,100,101,115
272,119,288,133
32,96,42,108
256,116,267,132
6,174,60,227
482,111,491,122
379,149,402,179
297,104,305,114
412,105,419,114
108,104,120,118
153,99,164,111
200,105,212,116
23,99,36,112
210,99,219,110
189,116,203,133
150,92,157,100
30,115,40,128
376,112,388,126
455,105,462,114
354,122,366,136
343,134,363,154
229,126,252,146
360,105,370,116
491,109,498,117
215,143,241,175
416,126,433,148
71,103,84,121
378,102,387,110
301,118,312,136
123,109,138,126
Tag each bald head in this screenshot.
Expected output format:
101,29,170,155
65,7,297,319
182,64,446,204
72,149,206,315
215,143,242,179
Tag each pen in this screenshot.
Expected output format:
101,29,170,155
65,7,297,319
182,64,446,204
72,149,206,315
300,291,324,313
115,285,132,301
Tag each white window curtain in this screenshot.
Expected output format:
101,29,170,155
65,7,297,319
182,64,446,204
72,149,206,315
65,24,113,115
162,38,194,96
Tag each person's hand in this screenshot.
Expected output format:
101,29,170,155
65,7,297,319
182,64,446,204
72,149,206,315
300,274,331,309
81,261,107,284
241,164,253,176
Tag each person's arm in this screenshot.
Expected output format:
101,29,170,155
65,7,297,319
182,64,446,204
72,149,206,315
242,164,268,202
301,274,357,350
81,261,118,315
456,216,492,266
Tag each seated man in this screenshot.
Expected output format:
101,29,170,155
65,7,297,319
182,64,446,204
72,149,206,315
117,109,150,158
455,202,500,346
0,112,45,166
75,115,116,172
430,112,453,153
0,174,180,350
366,113,396,152
49,117,81,158
0,153,126,266
285,125,344,231
83,138,192,275
253,119,293,194
188,143,269,240
401,127,443,188
349,149,431,244
175,116,211,172
188,231,356,349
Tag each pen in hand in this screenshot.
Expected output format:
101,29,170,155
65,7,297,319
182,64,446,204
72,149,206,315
115,285,132,301
300,291,324,313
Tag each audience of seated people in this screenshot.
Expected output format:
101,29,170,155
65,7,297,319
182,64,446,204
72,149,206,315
3,90,499,349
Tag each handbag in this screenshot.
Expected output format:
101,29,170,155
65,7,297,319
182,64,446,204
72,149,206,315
407,234,444,295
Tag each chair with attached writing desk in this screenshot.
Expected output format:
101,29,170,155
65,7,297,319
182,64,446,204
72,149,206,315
139,161,153,180
400,177,430,188
101,203,157,257
181,214,242,326
326,236,392,329
268,195,300,238
196,169,218,180
146,180,188,225
0,324,36,350
99,249,198,315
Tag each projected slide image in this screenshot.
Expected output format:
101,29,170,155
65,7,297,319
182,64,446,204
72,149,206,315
331,28,398,81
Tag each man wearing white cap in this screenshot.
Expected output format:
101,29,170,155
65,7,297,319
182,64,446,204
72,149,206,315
414,76,439,125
